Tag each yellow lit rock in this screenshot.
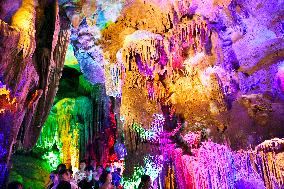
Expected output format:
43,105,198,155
11,0,37,58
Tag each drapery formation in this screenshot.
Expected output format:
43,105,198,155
162,139,284,189
36,81,118,169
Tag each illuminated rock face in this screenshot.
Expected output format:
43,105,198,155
100,0,284,149
35,67,117,170
0,0,69,187
60,0,124,85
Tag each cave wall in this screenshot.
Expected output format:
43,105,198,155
9,155,51,189
0,0,70,187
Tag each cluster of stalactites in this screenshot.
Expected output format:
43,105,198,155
122,38,166,78
105,56,125,97
253,150,284,187
169,18,208,54
36,98,91,169
121,18,209,69
162,140,283,189
120,17,210,102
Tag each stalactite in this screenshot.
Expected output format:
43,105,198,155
157,137,284,189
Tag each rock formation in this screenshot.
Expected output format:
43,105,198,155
0,0,69,187
0,0,284,188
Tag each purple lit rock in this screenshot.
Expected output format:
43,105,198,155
0,1,70,187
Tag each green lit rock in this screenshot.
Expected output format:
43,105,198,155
9,155,51,189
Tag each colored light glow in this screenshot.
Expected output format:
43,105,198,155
122,155,164,188
0,134,7,159
130,114,165,143
70,128,80,170
124,118,281,188
36,98,88,169
29,1,284,188
121,166,145,189
144,155,163,181
110,160,125,174
182,131,201,148
161,140,274,189
132,122,157,142
70,16,105,84
10,0,36,58
114,141,127,160
0,164,7,185
122,30,164,78
0,81,17,114
64,44,78,66
149,114,165,138
98,0,124,23
42,151,61,170
277,61,284,92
